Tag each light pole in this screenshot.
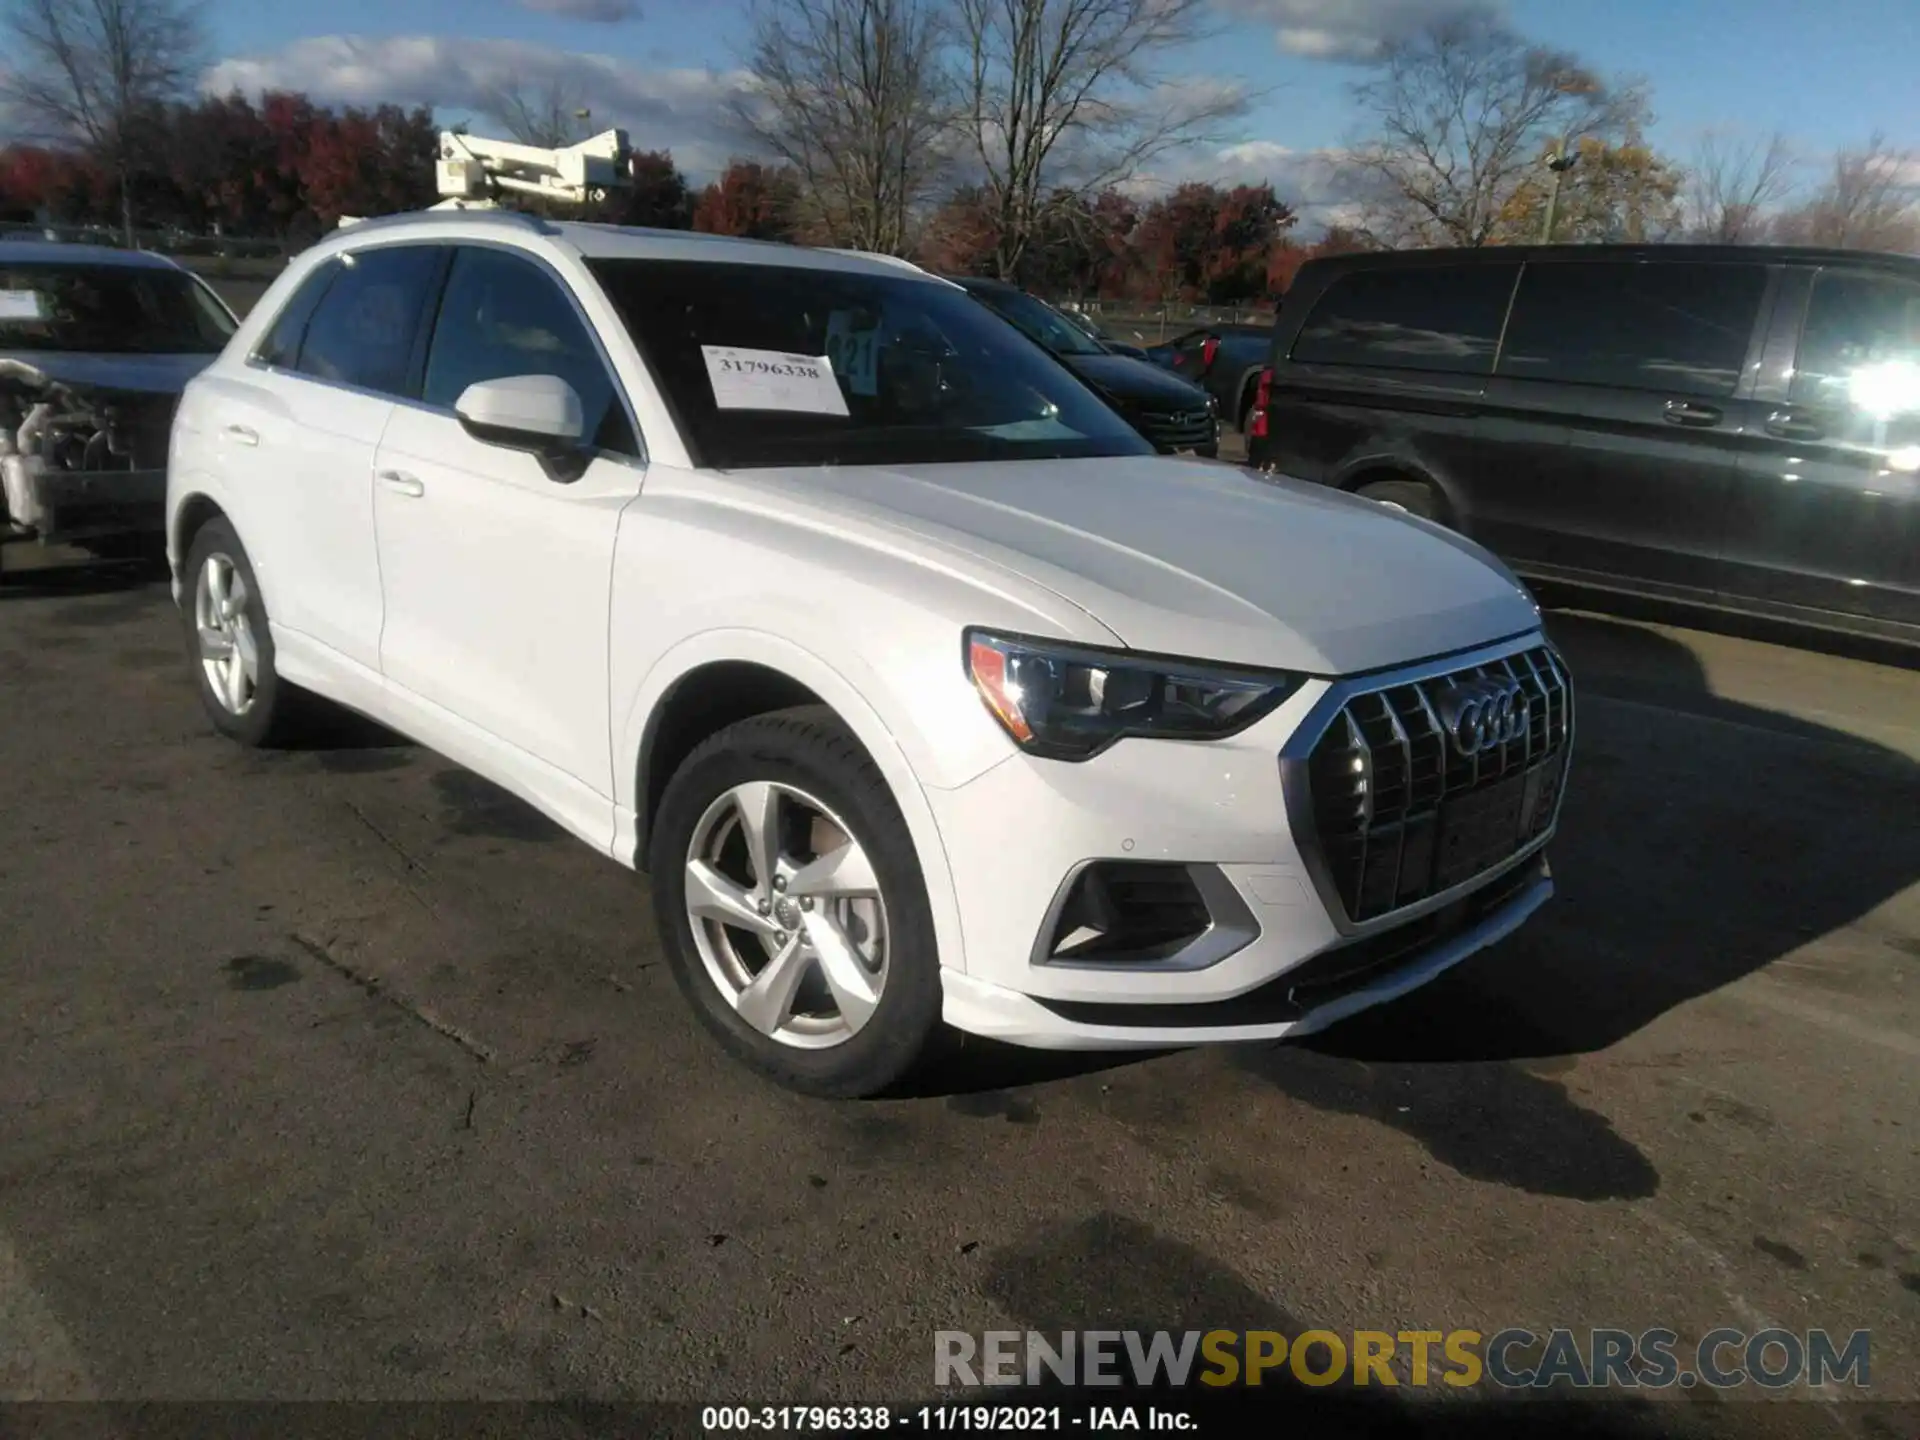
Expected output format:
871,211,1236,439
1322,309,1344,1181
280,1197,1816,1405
1540,137,1580,243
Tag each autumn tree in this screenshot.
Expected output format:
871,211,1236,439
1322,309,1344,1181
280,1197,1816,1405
954,0,1242,280
608,150,693,229
1685,131,1793,244
1497,134,1685,244
1775,134,1920,253
1133,182,1294,304
917,185,998,275
0,0,209,240
739,0,952,253
297,104,438,228
1348,12,1635,247
159,91,317,238
693,160,800,239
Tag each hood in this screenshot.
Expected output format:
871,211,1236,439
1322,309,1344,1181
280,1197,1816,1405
1061,352,1213,410
736,455,1541,675
0,351,215,395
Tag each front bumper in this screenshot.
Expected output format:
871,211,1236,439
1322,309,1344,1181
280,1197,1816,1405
942,862,1551,1048
925,630,1569,1047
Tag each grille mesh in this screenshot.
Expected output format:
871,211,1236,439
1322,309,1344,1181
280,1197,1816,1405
1130,406,1215,452
1305,646,1572,923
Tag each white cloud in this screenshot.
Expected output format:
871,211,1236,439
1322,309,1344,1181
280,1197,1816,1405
515,0,642,20
1129,137,1384,235
1213,0,1502,60
201,35,756,179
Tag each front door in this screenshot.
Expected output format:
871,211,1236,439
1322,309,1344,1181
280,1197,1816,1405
1723,264,1920,628
372,244,646,798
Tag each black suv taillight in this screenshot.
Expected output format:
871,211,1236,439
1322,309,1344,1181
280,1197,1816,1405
1248,367,1272,439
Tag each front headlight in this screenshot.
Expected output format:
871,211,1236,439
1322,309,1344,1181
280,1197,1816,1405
965,628,1301,761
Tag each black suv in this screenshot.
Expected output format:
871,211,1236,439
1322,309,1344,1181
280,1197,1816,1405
950,276,1220,456
1246,245,1920,645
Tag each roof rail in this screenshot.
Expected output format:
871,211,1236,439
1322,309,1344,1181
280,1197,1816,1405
335,208,560,237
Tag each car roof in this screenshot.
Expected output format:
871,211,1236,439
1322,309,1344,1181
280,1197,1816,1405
0,240,185,270
324,211,946,282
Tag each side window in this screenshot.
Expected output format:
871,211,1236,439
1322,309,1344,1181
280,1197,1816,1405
423,247,638,457
1790,271,1920,451
1498,261,1767,399
1291,264,1518,376
255,261,338,370
294,244,443,399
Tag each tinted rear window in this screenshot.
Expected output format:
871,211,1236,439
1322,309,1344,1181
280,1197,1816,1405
1291,264,1518,376
1498,260,1767,399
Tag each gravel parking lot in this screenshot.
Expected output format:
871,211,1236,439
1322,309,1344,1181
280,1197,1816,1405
0,552,1915,1437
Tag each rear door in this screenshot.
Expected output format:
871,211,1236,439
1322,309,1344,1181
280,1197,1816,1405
1723,264,1920,627
198,243,445,672
1486,257,1772,592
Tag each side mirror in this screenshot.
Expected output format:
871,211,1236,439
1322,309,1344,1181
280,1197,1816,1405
454,375,587,480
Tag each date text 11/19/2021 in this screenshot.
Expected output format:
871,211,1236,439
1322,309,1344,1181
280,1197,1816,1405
701,1404,1193,1432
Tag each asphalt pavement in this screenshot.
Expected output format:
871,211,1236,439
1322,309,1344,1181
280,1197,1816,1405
0,551,1915,1438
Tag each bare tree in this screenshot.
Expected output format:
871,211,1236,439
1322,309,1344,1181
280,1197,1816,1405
1,0,208,242
1685,130,1793,243
737,0,952,255
480,74,599,149
954,0,1243,280
1775,133,1920,253
1347,12,1631,248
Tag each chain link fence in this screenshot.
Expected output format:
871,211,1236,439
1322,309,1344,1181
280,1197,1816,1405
1051,299,1278,346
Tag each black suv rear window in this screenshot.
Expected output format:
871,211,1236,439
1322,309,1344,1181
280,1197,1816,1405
1291,264,1519,376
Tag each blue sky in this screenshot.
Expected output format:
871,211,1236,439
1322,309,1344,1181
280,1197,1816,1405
197,0,1918,222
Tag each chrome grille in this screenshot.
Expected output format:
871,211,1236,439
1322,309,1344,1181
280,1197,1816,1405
1303,645,1572,924
1131,406,1216,452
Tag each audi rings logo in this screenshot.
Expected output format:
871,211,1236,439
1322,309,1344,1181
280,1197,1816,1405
1436,677,1529,757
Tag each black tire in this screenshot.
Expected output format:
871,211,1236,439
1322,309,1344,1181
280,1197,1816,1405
1355,478,1443,524
180,516,314,747
650,705,945,1098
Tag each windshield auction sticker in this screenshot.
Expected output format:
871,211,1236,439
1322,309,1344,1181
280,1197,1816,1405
0,290,47,321
701,345,849,416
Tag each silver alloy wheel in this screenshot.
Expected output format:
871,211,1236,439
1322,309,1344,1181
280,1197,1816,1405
684,780,889,1050
194,551,260,717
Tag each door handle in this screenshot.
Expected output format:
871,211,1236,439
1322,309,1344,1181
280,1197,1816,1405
1764,410,1825,441
1663,400,1722,428
377,469,425,498
225,424,259,447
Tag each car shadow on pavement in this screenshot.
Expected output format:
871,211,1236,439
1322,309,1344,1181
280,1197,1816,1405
1531,585,1920,674
952,1211,1716,1438
1281,610,1920,1073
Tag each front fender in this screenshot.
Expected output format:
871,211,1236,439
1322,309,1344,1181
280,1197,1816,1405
613,628,981,977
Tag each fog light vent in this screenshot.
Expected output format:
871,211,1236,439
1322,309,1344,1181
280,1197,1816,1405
1045,861,1212,963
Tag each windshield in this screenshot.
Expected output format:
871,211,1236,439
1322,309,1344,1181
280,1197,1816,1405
971,285,1109,357
589,259,1153,469
0,262,236,355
